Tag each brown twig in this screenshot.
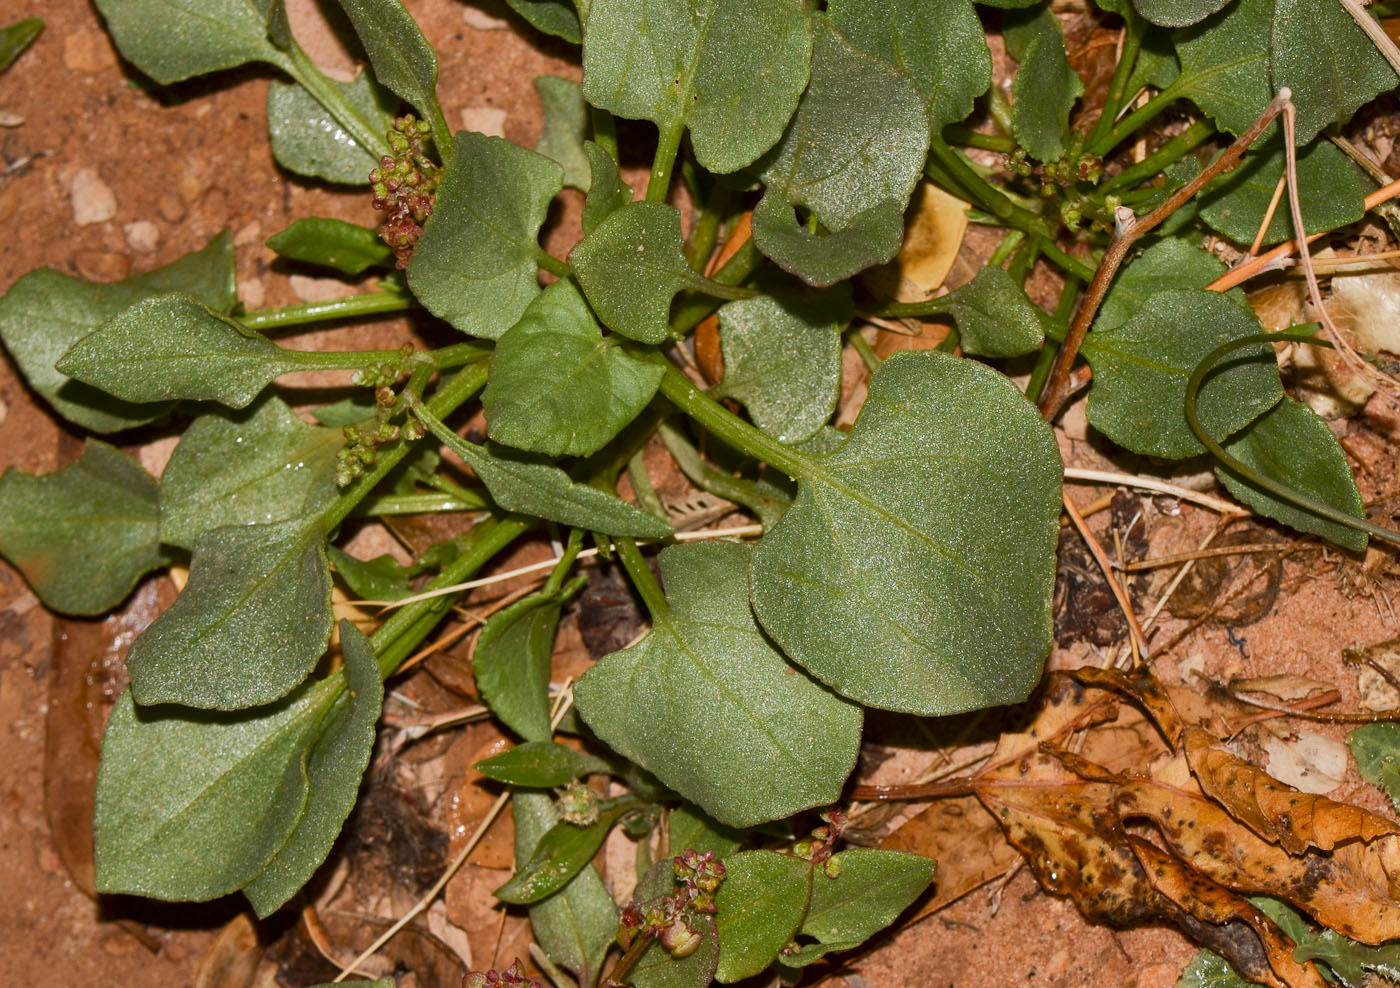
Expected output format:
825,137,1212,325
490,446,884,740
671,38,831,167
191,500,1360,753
1038,91,1291,419
1063,492,1150,662
1118,542,1293,573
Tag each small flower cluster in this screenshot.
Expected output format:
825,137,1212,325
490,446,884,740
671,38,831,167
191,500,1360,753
336,346,427,486
556,781,601,826
790,806,847,879
370,115,441,268
617,849,727,960
462,962,541,988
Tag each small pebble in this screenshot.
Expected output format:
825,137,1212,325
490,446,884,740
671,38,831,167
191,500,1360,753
62,30,117,73
74,250,132,282
70,167,116,225
289,273,349,302
176,168,203,205
460,106,507,137
462,5,511,29
157,194,184,223
238,278,266,310
233,220,263,247
123,220,160,254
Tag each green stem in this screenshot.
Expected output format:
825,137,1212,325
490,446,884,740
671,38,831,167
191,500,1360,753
544,529,586,596
1027,275,1080,402
847,328,881,373
535,248,572,280
242,291,418,331
657,421,788,524
350,492,486,516
942,125,1016,153
1006,235,1041,284
323,360,490,531
426,104,454,169
1098,118,1215,195
987,229,1025,268
283,45,390,159
627,448,670,523
285,340,489,374
684,185,733,272
370,515,532,676
1040,241,1097,283
646,118,686,203
1091,82,1181,157
1085,10,1145,151
669,239,762,336
615,536,669,619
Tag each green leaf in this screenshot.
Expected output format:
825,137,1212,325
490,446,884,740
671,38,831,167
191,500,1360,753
56,294,300,409
92,0,287,83
407,131,563,340
0,442,167,616
581,0,811,174
630,863,720,988
668,803,744,859
94,676,338,900
1005,3,1084,162
266,218,394,276
0,230,234,432
474,590,567,742
333,0,444,135
1199,137,1366,248
243,621,384,916
266,72,396,185
1251,894,1400,988
415,406,674,538
575,541,862,827
1216,396,1366,552
496,800,634,904
750,351,1062,716
1174,951,1252,988
328,547,413,601
1080,289,1282,459
476,741,613,787
1272,0,1398,147
750,195,907,288
0,17,42,74
1352,723,1400,815
125,519,332,710
759,19,929,236
712,293,845,444
1171,0,1271,136
781,849,936,966
1094,239,1227,335
159,395,342,550
826,0,991,130
713,850,812,982
931,265,1046,358
514,792,618,988
535,76,591,190
484,280,664,457
570,201,740,344
1134,0,1231,27
582,142,633,234
505,0,583,44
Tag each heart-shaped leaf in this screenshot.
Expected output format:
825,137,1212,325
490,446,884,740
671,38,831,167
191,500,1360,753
1094,239,1227,335
0,442,168,616
93,0,288,83
535,75,591,190
713,850,813,982
408,131,563,339
582,0,811,174
126,519,332,710
750,351,1062,716
484,280,664,456
575,541,862,827
750,196,907,288
267,72,395,185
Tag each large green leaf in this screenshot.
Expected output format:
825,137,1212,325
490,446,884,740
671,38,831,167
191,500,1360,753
243,621,384,916
92,0,287,83
56,294,299,409
535,76,591,191
496,800,635,904
125,519,332,710
581,0,811,174
505,0,582,44
1094,238,1227,335
474,589,570,743
1271,0,1397,146
570,201,745,343
1081,289,1282,458
1004,4,1083,162
265,218,394,276
781,849,935,966
826,0,990,130
407,132,563,340
484,280,663,457
267,72,395,185
753,19,928,285
1170,0,1271,136
0,442,167,616
575,541,862,827
514,792,617,988
1134,0,1232,26
415,407,674,537
1199,137,1365,247
713,293,845,444
929,265,1046,358
94,676,338,900
0,230,234,432
159,395,342,550
713,850,812,982
750,351,1062,716
1216,396,1366,552
333,0,444,134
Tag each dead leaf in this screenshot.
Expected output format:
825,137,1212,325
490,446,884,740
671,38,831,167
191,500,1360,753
1254,725,1349,795
1228,676,1336,702
863,181,968,303
193,913,262,988
694,212,752,385
881,795,1021,919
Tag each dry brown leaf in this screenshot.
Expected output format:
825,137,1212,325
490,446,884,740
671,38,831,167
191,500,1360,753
863,181,968,303
193,914,263,988
1228,676,1336,702
1182,727,1400,854
881,795,1021,919
694,212,752,385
